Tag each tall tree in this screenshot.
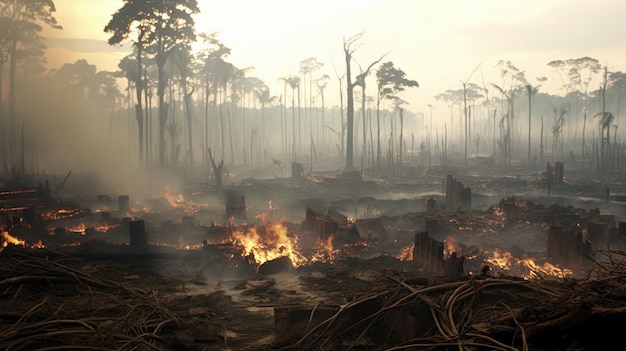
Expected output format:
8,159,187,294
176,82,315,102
375,62,418,168
283,76,300,160
299,57,323,145
1,0,61,172
525,77,545,165
105,0,199,166
171,43,195,163
342,32,386,171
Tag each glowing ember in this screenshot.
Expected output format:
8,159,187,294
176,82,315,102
66,223,86,234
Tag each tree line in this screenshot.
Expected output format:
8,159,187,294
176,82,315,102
2,0,626,181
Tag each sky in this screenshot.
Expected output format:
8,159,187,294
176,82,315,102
42,0,626,118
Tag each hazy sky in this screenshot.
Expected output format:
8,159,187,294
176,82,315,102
43,0,626,117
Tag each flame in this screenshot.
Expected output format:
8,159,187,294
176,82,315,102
163,185,208,215
164,185,185,207
311,235,339,263
2,231,26,248
395,245,413,261
66,223,86,234
444,235,461,258
485,248,515,270
222,219,307,267
484,248,572,279
1,231,46,251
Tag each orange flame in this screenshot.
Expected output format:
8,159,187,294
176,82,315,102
223,220,307,267
164,185,185,207
484,248,572,279
311,235,339,263
2,231,26,248
444,235,461,258
395,245,413,261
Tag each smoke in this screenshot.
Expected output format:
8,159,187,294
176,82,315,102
15,74,167,200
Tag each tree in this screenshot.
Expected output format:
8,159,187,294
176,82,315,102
105,0,199,166
548,57,601,139
342,32,386,171
171,43,195,163
315,74,330,153
376,62,418,168
491,60,527,166
299,57,323,146
196,32,230,167
1,0,61,173
283,76,300,160
526,77,545,165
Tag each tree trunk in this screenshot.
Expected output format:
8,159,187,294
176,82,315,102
136,43,145,164
157,52,168,166
345,52,354,170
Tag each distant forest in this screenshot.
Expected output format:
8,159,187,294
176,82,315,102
1,1,625,179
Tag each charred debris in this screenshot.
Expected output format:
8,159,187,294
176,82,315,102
1,161,626,350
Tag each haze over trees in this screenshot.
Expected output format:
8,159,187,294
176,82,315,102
1,1,626,184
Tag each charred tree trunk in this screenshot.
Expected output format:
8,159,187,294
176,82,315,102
136,42,145,164
208,148,224,192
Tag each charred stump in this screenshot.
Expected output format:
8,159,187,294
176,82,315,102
118,195,129,213
129,220,147,247
413,231,444,273
446,175,471,211
226,191,246,219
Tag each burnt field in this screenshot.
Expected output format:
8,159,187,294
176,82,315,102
2,161,626,351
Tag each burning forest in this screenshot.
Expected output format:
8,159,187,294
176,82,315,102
3,1,626,350
2,162,626,350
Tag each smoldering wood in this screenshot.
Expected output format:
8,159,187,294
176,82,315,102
118,194,129,213
225,190,246,219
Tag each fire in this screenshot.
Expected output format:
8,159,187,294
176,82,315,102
177,235,204,250
484,248,572,279
223,220,307,267
163,185,208,215
164,185,185,207
1,231,26,248
395,245,413,261
66,223,86,234
485,248,515,270
311,235,339,263
444,235,461,258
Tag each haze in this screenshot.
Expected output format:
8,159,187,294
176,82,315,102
2,0,626,197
